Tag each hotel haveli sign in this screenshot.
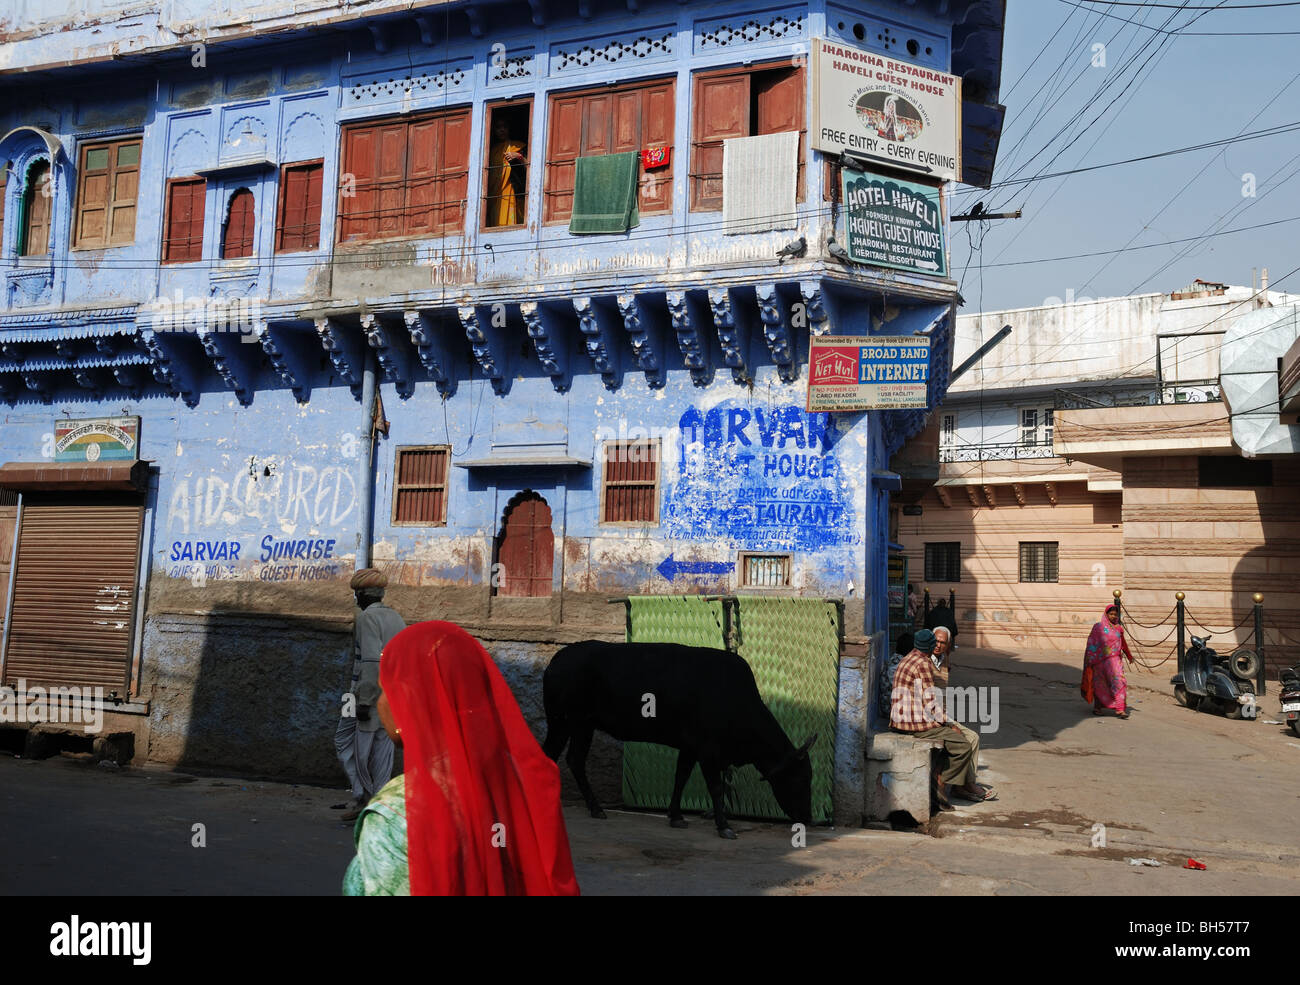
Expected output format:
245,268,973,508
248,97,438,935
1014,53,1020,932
811,38,962,183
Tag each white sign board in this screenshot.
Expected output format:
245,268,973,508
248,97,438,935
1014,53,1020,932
811,37,962,183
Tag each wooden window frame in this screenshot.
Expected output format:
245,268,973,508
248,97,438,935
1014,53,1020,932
739,552,792,589
1018,542,1059,584
220,186,256,260
161,176,207,264
599,438,660,525
391,445,451,526
18,159,53,257
336,106,472,246
924,541,961,583
275,158,324,254
72,135,142,250
689,59,807,213
481,99,534,233
542,75,676,226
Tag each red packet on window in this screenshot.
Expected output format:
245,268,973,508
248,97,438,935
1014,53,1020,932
641,146,670,170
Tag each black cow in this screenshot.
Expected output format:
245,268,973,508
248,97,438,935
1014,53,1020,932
542,640,817,839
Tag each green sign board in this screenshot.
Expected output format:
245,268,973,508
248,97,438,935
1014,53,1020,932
841,169,946,277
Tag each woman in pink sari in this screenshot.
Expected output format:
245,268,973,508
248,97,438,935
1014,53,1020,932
1082,603,1136,718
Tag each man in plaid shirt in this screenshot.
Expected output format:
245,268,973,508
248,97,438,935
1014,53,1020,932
890,628,993,804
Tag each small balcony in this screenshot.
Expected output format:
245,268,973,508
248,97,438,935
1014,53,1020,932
939,440,1057,464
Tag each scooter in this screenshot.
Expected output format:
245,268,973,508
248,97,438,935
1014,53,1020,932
1171,634,1260,720
1279,665,1300,737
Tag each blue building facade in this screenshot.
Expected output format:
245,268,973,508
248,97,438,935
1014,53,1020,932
0,0,1004,818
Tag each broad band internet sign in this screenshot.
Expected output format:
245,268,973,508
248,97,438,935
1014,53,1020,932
806,336,930,412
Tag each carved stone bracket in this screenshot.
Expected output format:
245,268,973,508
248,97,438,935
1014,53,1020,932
138,329,200,407
981,484,996,508
572,295,621,390
73,368,102,396
1012,482,1026,507
113,364,145,399
799,279,831,336
257,322,313,403
0,342,23,364
55,340,78,362
21,371,50,403
94,336,118,357
519,301,571,393
936,486,952,508
404,310,456,399
315,317,366,397
616,292,667,389
665,289,712,387
458,304,509,396
198,327,259,406
363,313,415,399
1045,482,1058,506
755,281,797,383
708,287,751,385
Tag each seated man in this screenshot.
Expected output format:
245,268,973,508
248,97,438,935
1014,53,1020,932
931,625,952,689
890,628,994,806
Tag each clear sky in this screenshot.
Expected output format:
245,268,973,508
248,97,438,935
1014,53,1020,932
949,0,1300,314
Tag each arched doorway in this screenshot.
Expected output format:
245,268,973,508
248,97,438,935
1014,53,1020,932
494,491,553,597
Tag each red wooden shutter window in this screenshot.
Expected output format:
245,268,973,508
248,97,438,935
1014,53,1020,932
544,80,674,224
163,178,205,263
222,188,255,259
22,161,52,256
339,110,470,243
497,494,553,597
393,447,449,524
603,441,658,523
277,161,322,253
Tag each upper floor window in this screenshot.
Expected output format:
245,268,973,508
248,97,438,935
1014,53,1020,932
544,78,674,224
924,542,961,583
276,160,323,253
221,188,255,259
483,102,531,230
601,439,660,524
1019,542,1059,583
393,446,450,525
940,413,957,448
73,137,140,249
690,62,805,212
1020,406,1053,447
162,177,206,263
0,160,8,244
20,159,53,256
338,108,471,243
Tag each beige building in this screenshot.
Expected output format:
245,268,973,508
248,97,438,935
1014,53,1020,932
893,281,1300,676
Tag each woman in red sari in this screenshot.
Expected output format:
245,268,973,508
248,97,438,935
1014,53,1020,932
345,621,580,896
1081,603,1136,719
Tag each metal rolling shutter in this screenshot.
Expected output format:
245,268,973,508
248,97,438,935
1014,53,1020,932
3,494,143,693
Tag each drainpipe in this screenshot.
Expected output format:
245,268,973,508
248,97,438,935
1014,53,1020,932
357,349,378,569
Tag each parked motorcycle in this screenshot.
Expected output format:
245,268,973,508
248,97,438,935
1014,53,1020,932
1171,634,1260,720
1280,665,1300,737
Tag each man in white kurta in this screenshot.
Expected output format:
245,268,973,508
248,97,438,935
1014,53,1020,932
335,568,406,821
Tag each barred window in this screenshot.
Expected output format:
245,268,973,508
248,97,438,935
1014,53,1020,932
740,553,791,588
601,440,658,524
940,413,956,448
1019,542,1059,583
924,542,961,583
392,446,450,524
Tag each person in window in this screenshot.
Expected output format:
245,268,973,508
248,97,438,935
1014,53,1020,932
1081,603,1135,719
486,118,527,227
343,620,580,896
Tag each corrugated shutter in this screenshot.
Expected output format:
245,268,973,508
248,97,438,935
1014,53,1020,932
3,495,143,692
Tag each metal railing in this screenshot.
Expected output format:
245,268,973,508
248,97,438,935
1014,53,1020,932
939,441,1057,463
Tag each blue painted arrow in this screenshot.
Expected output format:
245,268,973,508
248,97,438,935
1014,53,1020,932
657,553,735,581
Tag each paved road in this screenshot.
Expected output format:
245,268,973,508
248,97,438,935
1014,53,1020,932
2,648,1297,895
